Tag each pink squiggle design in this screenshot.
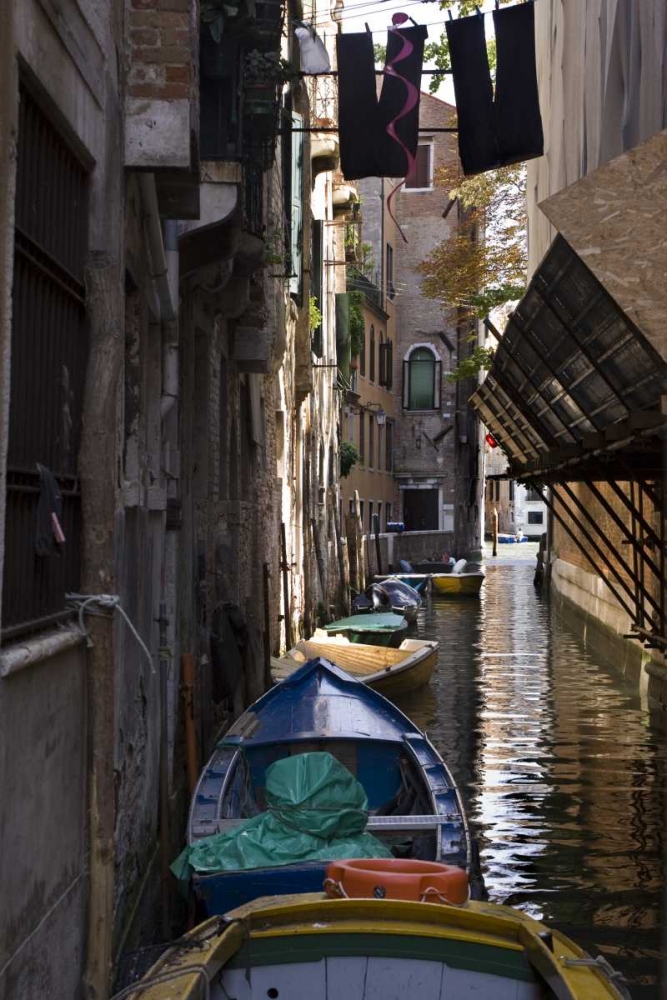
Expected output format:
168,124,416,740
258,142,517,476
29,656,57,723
384,17,420,244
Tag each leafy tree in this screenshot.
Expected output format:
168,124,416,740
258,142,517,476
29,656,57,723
417,159,527,320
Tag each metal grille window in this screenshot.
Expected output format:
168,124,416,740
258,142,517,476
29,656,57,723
3,86,89,639
379,337,393,388
403,348,441,410
385,420,394,472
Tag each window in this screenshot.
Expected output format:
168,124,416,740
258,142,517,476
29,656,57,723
379,336,393,388
368,501,374,533
405,142,433,190
368,413,375,468
403,347,441,410
526,487,542,502
348,409,355,441
349,498,355,514
385,420,394,471
310,220,323,355
359,320,366,377
359,499,364,525
3,85,89,638
377,423,383,471
528,511,544,525
359,409,365,462
385,502,392,528
377,502,382,530
369,325,375,382
288,111,304,301
509,480,515,501
386,244,395,299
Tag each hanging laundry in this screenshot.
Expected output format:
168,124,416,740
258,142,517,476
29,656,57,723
446,3,543,176
337,23,428,181
492,3,543,165
295,23,331,75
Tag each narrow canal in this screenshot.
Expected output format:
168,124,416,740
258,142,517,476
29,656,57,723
399,545,665,999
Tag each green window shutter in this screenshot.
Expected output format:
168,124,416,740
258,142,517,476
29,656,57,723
289,111,304,299
408,348,436,409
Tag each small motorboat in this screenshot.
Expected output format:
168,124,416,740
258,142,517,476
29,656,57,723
323,611,408,647
430,559,485,597
121,889,631,999
271,635,438,698
182,658,478,915
352,577,423,623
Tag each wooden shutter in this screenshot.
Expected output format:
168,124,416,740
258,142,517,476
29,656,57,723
402,359,410,408
289,111,304,298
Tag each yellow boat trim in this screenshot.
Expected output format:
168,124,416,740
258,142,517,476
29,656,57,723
431,573,484,596
125,895,626,999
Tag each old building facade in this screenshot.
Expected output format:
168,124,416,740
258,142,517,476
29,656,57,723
391,93,483,557
0,0,343,995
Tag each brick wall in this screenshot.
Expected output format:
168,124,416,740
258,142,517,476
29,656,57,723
125,0,199,169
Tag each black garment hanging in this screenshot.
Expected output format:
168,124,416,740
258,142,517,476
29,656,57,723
445,13,497,176
35,463,65,557
337,25,428,181
446,3,543,176
493,2,543,165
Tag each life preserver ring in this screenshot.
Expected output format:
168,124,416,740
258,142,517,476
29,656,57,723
324,858,469,906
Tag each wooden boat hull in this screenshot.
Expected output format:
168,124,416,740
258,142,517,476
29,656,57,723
271,637,438,698
187,660,476,915
431,573,484,596
125,894,630,999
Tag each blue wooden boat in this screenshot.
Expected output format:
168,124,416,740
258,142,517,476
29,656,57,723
187,658,481,914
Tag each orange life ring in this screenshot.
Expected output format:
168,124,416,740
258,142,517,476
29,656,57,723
324,858,469,906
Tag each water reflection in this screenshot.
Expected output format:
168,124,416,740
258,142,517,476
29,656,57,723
402,557,665,998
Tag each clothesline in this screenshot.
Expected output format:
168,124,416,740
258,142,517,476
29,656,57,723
280,126,457,133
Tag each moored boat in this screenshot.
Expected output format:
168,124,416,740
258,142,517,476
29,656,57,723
374,572,432,594
120,890,631,999
323,611,408,647
431,571,484,596
182,658,478,915
352,578,423,623
270,635,438,698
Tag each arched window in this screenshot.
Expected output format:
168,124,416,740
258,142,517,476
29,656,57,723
369,325,376,382
403,347,440,410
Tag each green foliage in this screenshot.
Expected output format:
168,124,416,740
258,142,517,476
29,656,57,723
418,162,527,318
309,295,323,333
348,291,365,359
245,50,299,83
448,346,495,383
340,441,361,478
373,43,386,66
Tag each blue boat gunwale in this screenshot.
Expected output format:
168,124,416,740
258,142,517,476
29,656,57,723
187,659,473,895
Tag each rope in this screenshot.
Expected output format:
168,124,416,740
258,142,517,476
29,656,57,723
559,954,631,996
420,884,469,907
110,964,211,1000
66,593,156,674
323,877,349,897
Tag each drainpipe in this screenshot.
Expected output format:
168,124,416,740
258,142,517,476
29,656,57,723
160,221,179,419
139,174,175,322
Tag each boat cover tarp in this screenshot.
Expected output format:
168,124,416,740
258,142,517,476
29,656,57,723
172,752,391,880
324,613,406,633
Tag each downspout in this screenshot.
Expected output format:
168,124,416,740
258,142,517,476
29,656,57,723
160,219,180,419
138,175,179,419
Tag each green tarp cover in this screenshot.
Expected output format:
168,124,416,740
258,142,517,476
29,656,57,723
325,613,407,633
172,752,391,881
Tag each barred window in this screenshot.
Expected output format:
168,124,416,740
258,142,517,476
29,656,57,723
3,85,89,639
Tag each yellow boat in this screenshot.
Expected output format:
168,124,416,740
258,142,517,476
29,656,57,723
270,635,438,699
120,892,631,999
431,571,484,596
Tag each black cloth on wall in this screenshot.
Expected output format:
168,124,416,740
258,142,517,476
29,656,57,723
445,3,543,176
337,25,428,181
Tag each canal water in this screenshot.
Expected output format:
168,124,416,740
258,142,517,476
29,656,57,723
399,544,665,999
